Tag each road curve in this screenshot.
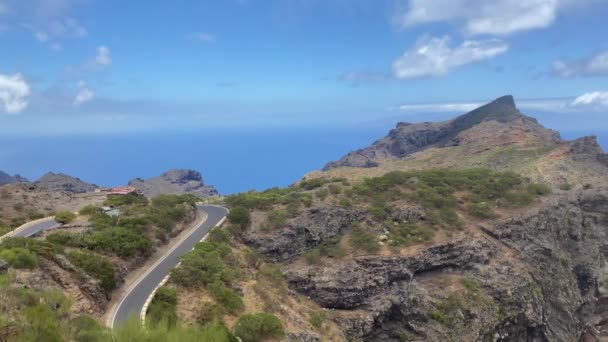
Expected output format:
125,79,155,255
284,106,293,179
108,204,228,329
11,219,61,238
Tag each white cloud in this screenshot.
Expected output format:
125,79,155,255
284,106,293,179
392,36,508,79
192,32,216,43
0,73,29,114
397,93,608,114
95,46,111,66
0,73,30,114
399,102,483,113
396,0,596,36
571,91,608,108
73,81,94,106
553,51,608,78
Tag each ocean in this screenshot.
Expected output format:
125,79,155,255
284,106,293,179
1,128,606,195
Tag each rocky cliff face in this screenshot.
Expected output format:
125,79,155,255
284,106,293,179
0,171,28,185
129,169,219,198
245,189,608,341
33,172,97,193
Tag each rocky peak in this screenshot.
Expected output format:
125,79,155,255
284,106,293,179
324,95,555,170
128,169,219,198
34,172,97,193
161,169,203,184
0,171,28,186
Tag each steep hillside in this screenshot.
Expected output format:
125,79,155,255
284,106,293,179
320,96,608,188
129,169,219,198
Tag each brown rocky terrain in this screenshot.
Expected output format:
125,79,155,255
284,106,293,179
226,96,608,341
317,96,608,189
34,172,99,193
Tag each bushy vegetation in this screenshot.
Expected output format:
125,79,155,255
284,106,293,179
309,311,326,330
348,169,549,224
0,247,38,269
78,205,99,216
227,207,250,229
54,211,77,224
304,237,346,264
261,210,287,231
48,194,198,258
67,251,116,291
171,241,243,314
147,286,178,327
350,222,380,253
232,313,284,342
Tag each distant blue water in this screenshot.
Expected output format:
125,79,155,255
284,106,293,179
0,127,386,195
1,128,605,195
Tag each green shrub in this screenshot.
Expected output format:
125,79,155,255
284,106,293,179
199,303,225,324
0,247,38,269
227,207,250,229
309,311,326,329
304,249,321,265
527,183,552,195
316,188,329,201
388,223,434,247
147,286,178,327
68,251,116,291
328,184,341,195
467,202,495,219
233,313,285,342
79,205,98,216
104,193,148,207
350,223,379,253
55,211,77,224
262,210,287,231
208,280,244,314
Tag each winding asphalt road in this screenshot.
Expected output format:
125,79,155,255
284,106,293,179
12,219,61,238
108,204,228,329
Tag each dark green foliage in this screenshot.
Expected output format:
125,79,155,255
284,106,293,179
388,222,434,247
69,315,110,342
208,280,244,314
1,237,62,257
304,237,346,264
0,247,38,269
527,183,552,195
233,313,285,342
171,241,243,313
227,206,250,229
309,311,326,329
54,211,77,224
104,193,149,207
328,184,341,195
79,205,99,216
350,222,380,253
467,202,495,219
67,251,116,291
304,249,321,264
147,286,178,327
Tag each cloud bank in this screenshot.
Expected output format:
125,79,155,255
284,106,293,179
392,36,508,79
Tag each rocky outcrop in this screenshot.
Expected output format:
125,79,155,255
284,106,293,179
0,171,28,185
275,189,608,341
34,172,97,193
128,169,219,198
324,95,543,170
284,238,494,309
242,206,369,262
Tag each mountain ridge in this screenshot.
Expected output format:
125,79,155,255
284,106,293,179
319,95,607,188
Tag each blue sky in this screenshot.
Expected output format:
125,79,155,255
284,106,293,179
1,0,608,135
